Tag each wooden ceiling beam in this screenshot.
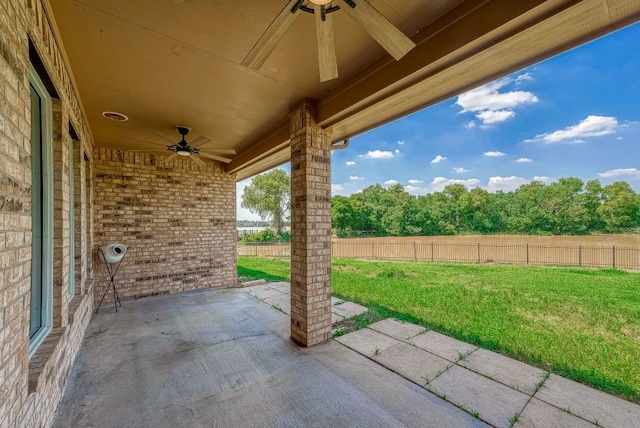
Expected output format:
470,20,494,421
225,121,290,175
315,0,568,129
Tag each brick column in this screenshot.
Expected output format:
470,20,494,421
289,100,332,346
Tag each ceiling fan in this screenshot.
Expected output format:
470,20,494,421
242,0,416,82
124,126,236,166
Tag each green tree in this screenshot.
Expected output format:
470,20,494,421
583,179,605,231
545,177,588,234
332,195,356,231
597,181,640,232
351,184,388,234
380,184,420,236
508,181,553,234
241,169,290,237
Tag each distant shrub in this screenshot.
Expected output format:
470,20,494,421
278,231,291,242
242,229,276,243
241,229,291,243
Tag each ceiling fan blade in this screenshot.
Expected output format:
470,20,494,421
198,152,233,163
129,149,171,152
190,136,212,147
199,148,237,155
242,1,302,70
121,136,168,148
151,129,178,144
315,5,338,82
163,153,179,164
190,155,206,167
340,0,416,61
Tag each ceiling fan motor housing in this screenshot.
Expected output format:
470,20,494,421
176,125,191,136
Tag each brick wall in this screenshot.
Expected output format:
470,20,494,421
1,0,237,425
0,0,95,426
93,149,237,303
289,100,333,346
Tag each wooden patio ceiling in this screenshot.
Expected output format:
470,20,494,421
46,0,640,180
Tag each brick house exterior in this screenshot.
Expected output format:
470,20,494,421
2,0,638,426
0,1,237,426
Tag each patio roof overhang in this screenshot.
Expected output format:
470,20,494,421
46,0,640,180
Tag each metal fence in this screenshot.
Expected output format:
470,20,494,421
237,241,640,270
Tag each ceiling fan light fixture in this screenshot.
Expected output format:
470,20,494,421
176,149,191,156
308,0,333,5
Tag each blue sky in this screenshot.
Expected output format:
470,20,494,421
238,23,640,221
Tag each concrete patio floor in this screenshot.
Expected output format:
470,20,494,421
244,282,640,428
52,287,486,427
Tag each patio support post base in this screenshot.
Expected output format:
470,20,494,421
289,99,333,347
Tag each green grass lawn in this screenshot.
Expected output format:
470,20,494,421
237,256,640,402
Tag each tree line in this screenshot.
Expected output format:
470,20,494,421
332,178,640,236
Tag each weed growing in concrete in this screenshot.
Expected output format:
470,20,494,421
509,412,520,427
535,371,551,393
332,327,346,337
458,350,472,361
421,373,432,385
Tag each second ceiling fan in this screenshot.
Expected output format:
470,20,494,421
243,0,416,82
126,126,236,167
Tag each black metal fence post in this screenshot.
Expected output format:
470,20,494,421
612,246,616,268
578,245,582,267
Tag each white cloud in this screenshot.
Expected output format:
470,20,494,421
432,177,481,192
346,161,356,166
397,140,405,145
514,157,533,163
526,115,618,144
598,168,640,179
486,176,530,192
359,150,394,159
431,155,447,163
395,149,401,154
533,176,553,183
404,185,428,195
404,177,482,195
452,167,469,174
350,176,364,180
465,121,476,128
484,151,506,157
408,179,424,184
616,137,623,141
515,72,533,83
476,110,516,124
456,77,538,125
331,184,344,192
384,179,399,186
